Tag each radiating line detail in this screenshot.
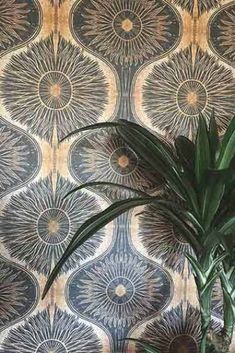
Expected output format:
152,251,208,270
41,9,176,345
142,46,235,137
0,35,108,143
67,252,172,328
71,0,181,66
1,306,102,353
0,175,105,275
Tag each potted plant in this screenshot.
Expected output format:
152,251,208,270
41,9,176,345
43,113,235,353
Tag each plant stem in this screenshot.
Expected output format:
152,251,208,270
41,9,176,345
221,292,235,352
200,301,212,353
220,269,235,352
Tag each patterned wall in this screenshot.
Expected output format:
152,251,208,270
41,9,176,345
0,0,234,352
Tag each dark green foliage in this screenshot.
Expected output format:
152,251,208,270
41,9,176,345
43,112,235,353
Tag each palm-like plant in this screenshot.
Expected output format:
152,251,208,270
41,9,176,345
42,113,235,353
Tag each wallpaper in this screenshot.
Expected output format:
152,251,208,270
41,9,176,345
0,0,234,352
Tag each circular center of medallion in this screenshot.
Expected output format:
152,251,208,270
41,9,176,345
177,80,207,116
187,91,198,106
118,155,130,168
37,208,70,244
50,84,62,98
113,10,142,40
115,284,127,297
110,147,138,175
36,339,67,353
39,71,72,110
169,335,198,353
122,18,133,32
107,277,135,304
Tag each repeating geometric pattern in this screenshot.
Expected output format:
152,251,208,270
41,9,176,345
0,0,234,352
137,202,194,275
0,306,102,353
0,256,38,331
71,0,182,66
208,2,235,67
0,117,41,198
0,175,105,275
141,46,235,137
66,252,172,329
173,0,220,16
136,303,202,353
0,35,109,143
135,302,221,353
68,129,163,199
49,0,65,5
0,0,41,55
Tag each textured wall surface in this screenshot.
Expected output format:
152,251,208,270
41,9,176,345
0,0,234,352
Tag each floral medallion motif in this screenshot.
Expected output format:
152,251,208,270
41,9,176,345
0,257,38,330
71,0,181,66
1,306,102,353
69,130,163,200
0,118,41,198
136,303,201,353
66,252,173,328
141,46,235,137
138,202,194,275
0,175,105,275
209,3,235,67
0,0,41,55
0,35,108,143
173,0,220,16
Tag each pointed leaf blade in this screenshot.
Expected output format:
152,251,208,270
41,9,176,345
117,126,199,212
175,135,195,174
42,196,157,299
59,121,126,142
217,115,235,169
208,110,219,166
200,171,225,230
63,182,150,199
195,115,211,184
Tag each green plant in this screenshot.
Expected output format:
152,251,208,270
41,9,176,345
43,113,235,353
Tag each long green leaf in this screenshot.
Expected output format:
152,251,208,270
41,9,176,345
216,216,235,246
60,120,200,215
186,253,205,284
217,216,235,235
208,110,219,166
203,230,224,249
118,119,178,168
185,211,204,235
206,253,226,277
117,126,175,172
217,115,235,169
60,121,126,142
42,196,157,299
63,182,150,199
200,171,225,230
60,119,183,198
117,126,199,214
195,115,211,185
178,171,200,218
201,271,219,297
175,135,195,174
151,200,202,253
220,236,235,265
